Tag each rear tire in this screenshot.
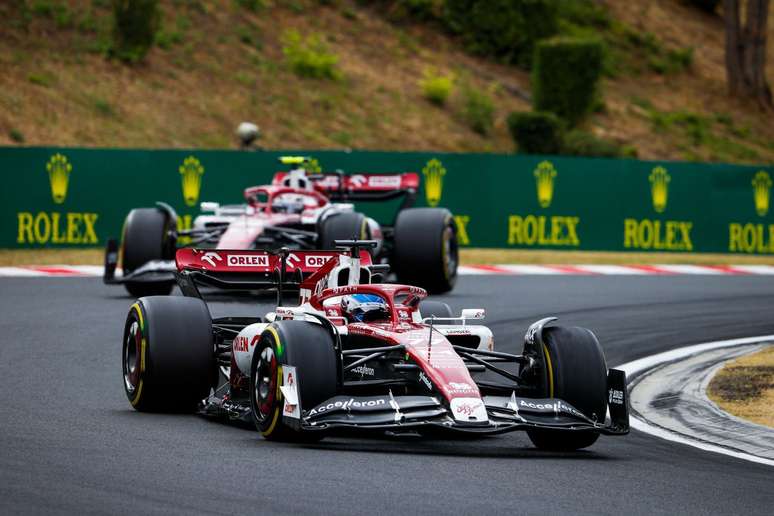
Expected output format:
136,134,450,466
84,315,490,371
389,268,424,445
250,321,338,441
393,208,458,294
121,207,176,297
526,326,607,451
318,212,369,250
122,296,214,412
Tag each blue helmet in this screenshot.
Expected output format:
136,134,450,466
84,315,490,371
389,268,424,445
341,293,389,323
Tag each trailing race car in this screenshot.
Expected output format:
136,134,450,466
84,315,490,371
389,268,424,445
105,157,458,297
121,241,629,451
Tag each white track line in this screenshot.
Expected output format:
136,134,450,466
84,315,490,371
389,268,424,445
618,336,774,467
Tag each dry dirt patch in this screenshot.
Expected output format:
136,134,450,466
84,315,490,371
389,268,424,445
708,345,774,428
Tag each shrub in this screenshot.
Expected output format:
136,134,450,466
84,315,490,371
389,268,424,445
9,128,25,143
419,69,454,106
507,111,564,154
561,130,622,157
689,0,720,13
461,84,495,135
443,0,558,67
532,37,604,126
648,47,693,74
110,0,161,63
282,30,341,80
235,0,266,11
389,0,443,21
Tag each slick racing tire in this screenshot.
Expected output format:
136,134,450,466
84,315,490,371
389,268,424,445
250,321,337,441
318,211,369,250
121,207,177,297
393,208,458,294
122,296,215,412
526,326,608,451
418,300,453,324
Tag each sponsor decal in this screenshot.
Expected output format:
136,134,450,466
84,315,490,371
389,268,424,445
422,158,446,207
281,366,300,419
47,153,71,204
226,254,269,267
17,154,100,246
397,309,410,320
418,371,433,390
351,365,375,376
350,174,367,188
623,219,693,251
233,334,259,353
456,403,478,416
508,215,580,247
508,162,582,249
519,399,585,419
179,156,204,208
368,175,402,188
454,215,470,245
609,389,625,405
17,212,99,244
308,398,386,416
752,170,771,217
449,397,488,422
728,222,774,253
448,381,475,393
200,251,222,267
623,166,694,252
534,161,557,208
649,166,670,213
304,255,333,267
728,171,774,254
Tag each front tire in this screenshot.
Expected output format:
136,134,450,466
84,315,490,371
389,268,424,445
122,296,214,412
393,208,458,294
526,326,608,451
121,207,177,297
249,321,338,441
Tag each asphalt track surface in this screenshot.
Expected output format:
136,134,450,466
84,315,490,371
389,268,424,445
1,275,773,515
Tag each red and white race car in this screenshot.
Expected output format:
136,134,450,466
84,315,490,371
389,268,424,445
105,157,458,297
121,241,629,451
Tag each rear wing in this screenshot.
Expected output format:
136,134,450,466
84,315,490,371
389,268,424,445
272,171,419,203
175,248,372,302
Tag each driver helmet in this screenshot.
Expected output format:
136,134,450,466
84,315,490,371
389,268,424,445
341,294,390,323
271,195,306,214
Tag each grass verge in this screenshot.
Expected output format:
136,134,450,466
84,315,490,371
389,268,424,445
707,345,774,429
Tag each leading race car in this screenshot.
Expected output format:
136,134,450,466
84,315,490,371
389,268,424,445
105,157,458,297
121,241,629,451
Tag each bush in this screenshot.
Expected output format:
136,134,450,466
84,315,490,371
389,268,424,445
507,111,564,154
419,69,454,106
689,0,720,13
111,0,160,63
461,84,495,135
443,0,558,67
532,37,604,126
561,130,622,157
282,30,341,80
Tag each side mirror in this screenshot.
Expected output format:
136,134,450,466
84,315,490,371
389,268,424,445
461,308,485,320
200,201,220,212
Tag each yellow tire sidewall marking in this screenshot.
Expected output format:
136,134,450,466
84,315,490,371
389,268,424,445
261,326,284,437
543,343,554,398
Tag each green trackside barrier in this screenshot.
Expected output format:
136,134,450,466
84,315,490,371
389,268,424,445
1,147,772,254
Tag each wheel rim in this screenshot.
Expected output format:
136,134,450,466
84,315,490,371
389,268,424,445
123,320,141,395
253,345,278,423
